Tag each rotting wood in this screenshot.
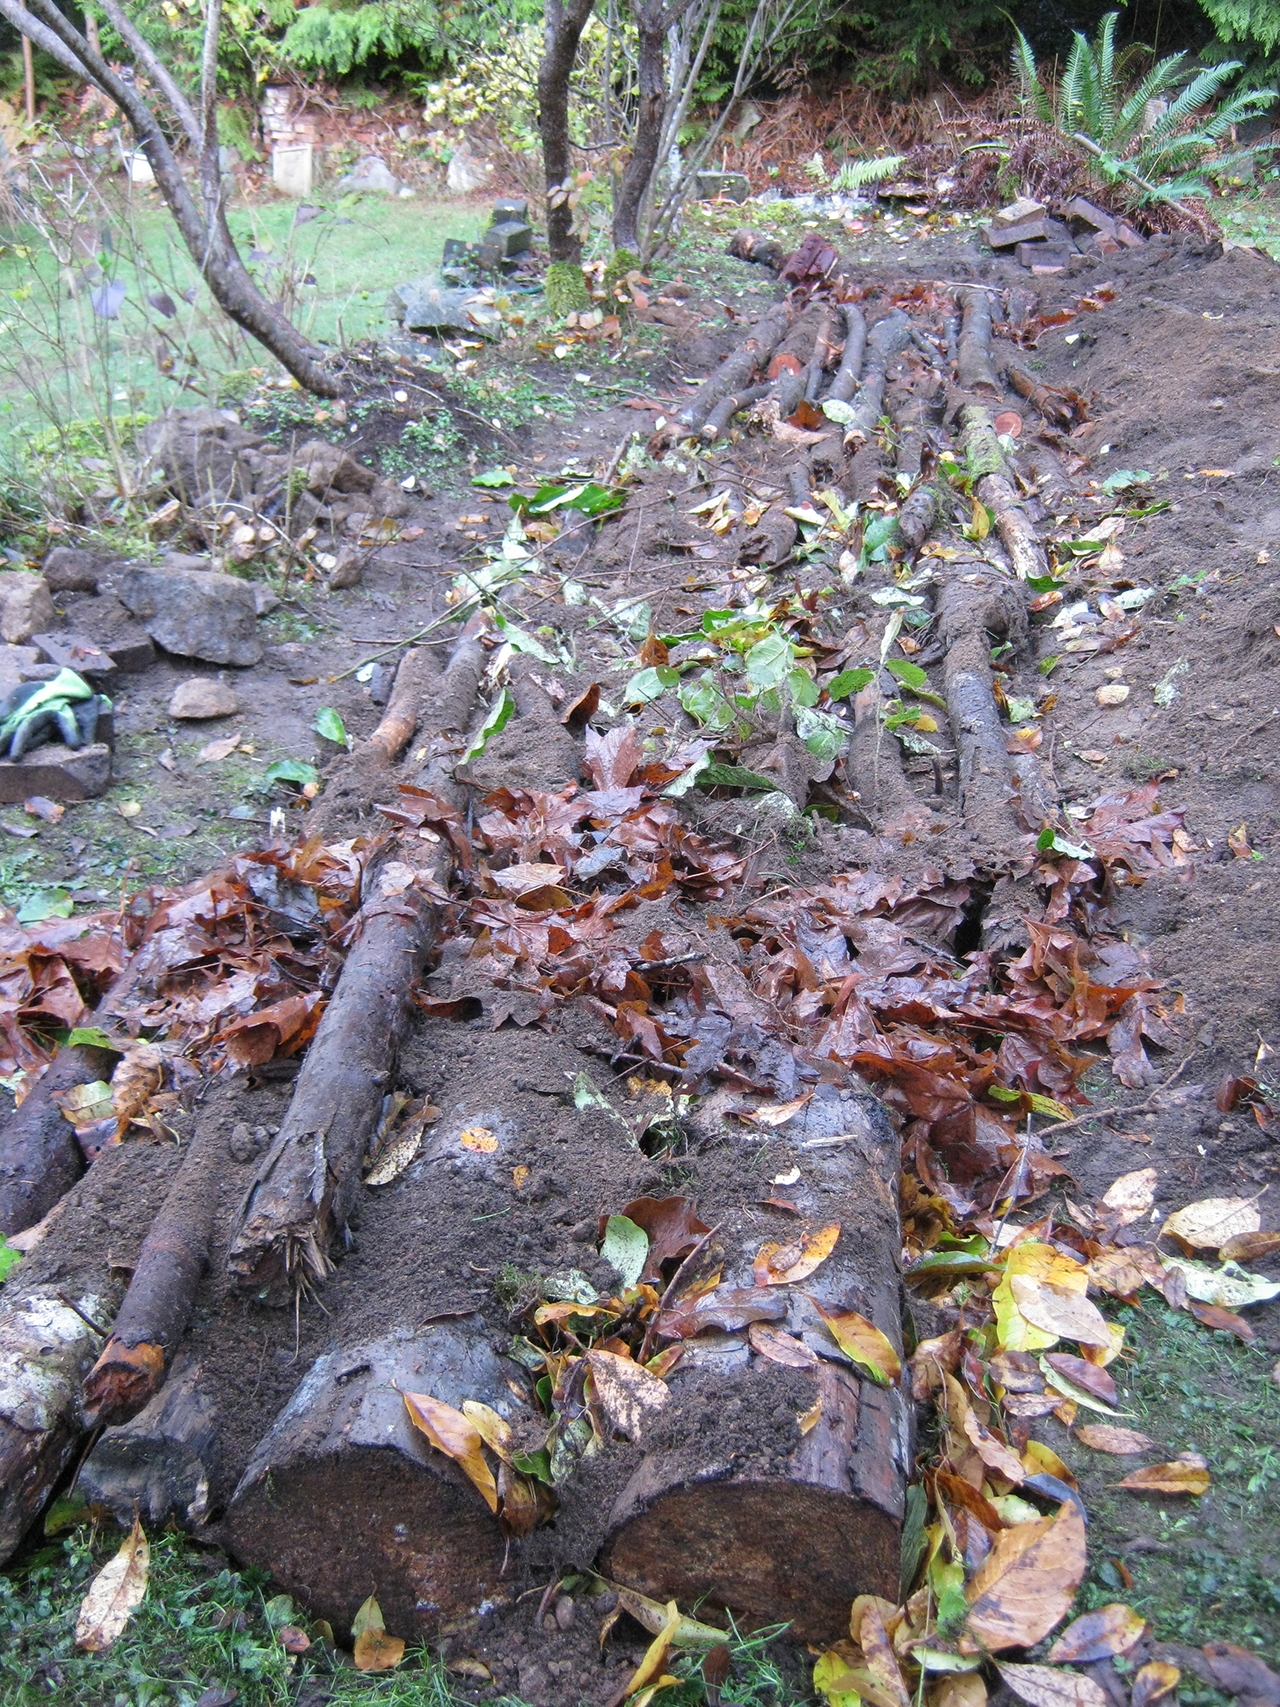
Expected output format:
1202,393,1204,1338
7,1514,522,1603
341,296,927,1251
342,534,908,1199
227,630,485,1295
960,405,1050,582
937,562,1029,849
702,383,769,443
677,301,792,434
80,1353,220,1529
81,1123,223,1428
0,1035,116,1236
224,1321,518,1638
824,303,867,404
999,346,1076,429
843,310,911,444
366,645,442,764
896,483,939,558
956,286,1001,394
598,1086,908,1645
806,303,843,400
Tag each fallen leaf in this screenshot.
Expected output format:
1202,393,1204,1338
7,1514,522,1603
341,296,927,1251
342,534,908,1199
1046,1603,1148,1662
75,1515,149,1651
1189,1300,1255,1340
1043,1353,1118,1408
849,1596,912,1707
278,1626,311,1653
1131,1661,1180,1707
659,1286,786,1339
600,1214,650,1288
963,1502,1087,1651
798,1396,822,1433
994,1243,1090,1352
196,731,242,763
1161,1196,1261,1250
461,1400,513,1463
748,1322,819,1367
740,1093,812,1126
753,1222,840,1285
1101,1168,1157,1224
808,1298,901,1385
997,1663,1109,1707
1010,1274,1113,1349
606,1598,681,1706
1112,1459,1210,1496
1202,1643,1280,1706
24,796,64,823
1220,1230,1280,1263
351,1594,405,1673
1162,1256,1280,1309
402,1390,499,1511
588,1348,670,1440
449,1658,493,1681
613,1196,710,1283
491,862,567,897
459,1125,499,1153
512,1165,530,1190
1073,1424,1156,1455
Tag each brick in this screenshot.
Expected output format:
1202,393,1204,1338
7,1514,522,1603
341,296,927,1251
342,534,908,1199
1062,195,1116,235
30,631,118,683
1114,220,1145,247
0,741,111,803
1017,240,1074,272
991,196,1046,229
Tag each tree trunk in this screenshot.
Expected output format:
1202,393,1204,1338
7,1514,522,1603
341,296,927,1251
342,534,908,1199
612,0,666,254
599,1085,908,1645
0,1038,116,1236
80,1353,220,1529
538,0,597,264
224,1322,517,1639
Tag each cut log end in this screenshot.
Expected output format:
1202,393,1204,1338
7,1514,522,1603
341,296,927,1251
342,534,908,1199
81,1335,165,1429
600,1364,905,1644
80,1354,220,1529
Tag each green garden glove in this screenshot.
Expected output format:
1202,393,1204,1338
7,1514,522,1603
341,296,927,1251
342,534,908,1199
0,668,108,760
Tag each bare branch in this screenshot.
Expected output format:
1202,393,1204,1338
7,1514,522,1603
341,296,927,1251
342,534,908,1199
96,0,203,152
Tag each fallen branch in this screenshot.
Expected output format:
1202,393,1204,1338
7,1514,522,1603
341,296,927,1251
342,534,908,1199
999,347,1076,430
0,1032,117,1236
842,310,910,444
824,303,867,405
80,1352,220,1529
956,286,1001,395
677,301,792,434
960,405,1049,582
366,645,442,763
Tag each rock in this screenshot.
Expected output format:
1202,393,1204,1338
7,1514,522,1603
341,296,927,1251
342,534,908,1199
446,141,491,195
0,741,111,802
168,677,240,719
138,410,262,507
0,573,58,644
29,631,117,683
336,156,400,195
41,547,108,594
293,440,376,496
0,645,40,699
252,585,280,617
393,282,502,338
324,547,364,590
159,552,213,573
368,479,412,520
118,567,262,667
694,169,751,202
62,596,157,673
1096,683,1130,706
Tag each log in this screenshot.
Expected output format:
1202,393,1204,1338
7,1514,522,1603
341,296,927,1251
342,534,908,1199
0,1036,117,1236
702,383,769,443
806,304,843,400
956,287,1000,394
960,405,1050,582
938,564,1028,849
677,302,793,433
999,347,1076,429
0,1280,116,1559
598,1085,907,1645
843,310,911,444
81,1122,223,1427
847,679,926,827
225,1321,517,1638
824,304,867,404
896,484,938,558
80,1353,220,1529
727,229,785,270
366,645,442,763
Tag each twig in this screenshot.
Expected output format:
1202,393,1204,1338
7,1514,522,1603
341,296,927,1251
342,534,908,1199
57,1291,109,1336
1033,1054,1195,1141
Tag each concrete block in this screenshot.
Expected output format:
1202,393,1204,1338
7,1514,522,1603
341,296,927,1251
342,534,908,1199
30,631,118,684
484,219,533,259
492,197,528,224
272,144,314,198
694,170,751,202
0,742,111,803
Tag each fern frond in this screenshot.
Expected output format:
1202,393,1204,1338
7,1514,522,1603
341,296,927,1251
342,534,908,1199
1114,53,1195,147
1147,60,1240,138
831,155,907,191
1011,26,1055,122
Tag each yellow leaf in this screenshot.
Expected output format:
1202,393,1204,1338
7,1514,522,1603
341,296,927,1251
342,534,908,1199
1022,1439,1076,1488
997,1662,1110,1707
814,1649,863,1707
1112,1458,1210,1496
993,1243,1088,1352
963,1502,1087,1651
1009,1274,1112,1349
75,1515,148,1651
913,714,939,732
850,1597,912,1707
1081,1322,1125,1368
798,1395,823,1434
1132,1661,1181,1707
587,1348,670,1440
1046,1602,1148,1662
1100,1168,1157,1224
512,1165,529,1190
354,1627,406,1672
620,1599,681,1699
1160,1197,1261,1250
809,1298,901,1385
753,1222,840,1285
402,1390,499,1512
462,1400,513,1464
459,1125,499,1153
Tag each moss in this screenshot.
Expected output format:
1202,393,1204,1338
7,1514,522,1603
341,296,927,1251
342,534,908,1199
543,260,590,317
602,245,640,310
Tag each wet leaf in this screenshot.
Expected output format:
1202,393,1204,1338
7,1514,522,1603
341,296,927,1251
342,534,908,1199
351,1593,405,1673
601,1582,726,1651
808,1298,901,1385
748,1322,819,1367
588,1349,670,1439
459,1125,499,1153
659,1286,786,1339
1100,1167,1157,1224
1161,1197,1261,1250
600,1215,649,1288
1046,1603,1148,1662
997,1664,1109,1707
1131,1661,1180,1707
1202,1643,1280,1705
753,1222,840,1285
615,1197,710,1282
1112,1459,1210,1495
462,688,515,760
1010,1275,1113,1349
963,1501,1087,1651
462,1401,513,1464
402,1391,499,1512
196,731,242,763
1189,1300,1255,1340
607,1598,681,1705
1073,1425,1156,1455
75,1515,148,1651
1219,1230,1280,1263
1161,1257,1280,1309
994,1244,1090,1353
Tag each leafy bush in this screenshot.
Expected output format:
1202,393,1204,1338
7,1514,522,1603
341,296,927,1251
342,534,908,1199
1201,0,1280,58
1012,10,1276,200
280,0,539,80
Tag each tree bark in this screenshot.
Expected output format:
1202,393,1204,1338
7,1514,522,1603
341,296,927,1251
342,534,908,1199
0,1038,116,1236
80,1353,220,1529
224,1322,517,1638
956,286,1001,395
676,300,792,432
366,646,442,765
825,304,867,404
599,1086,908,1645
538,0,598,264
612,0,665,254
842,310,910,444
81,1123,223,1427
937,565,1029,850
960,406,1049,582
0,0,342,397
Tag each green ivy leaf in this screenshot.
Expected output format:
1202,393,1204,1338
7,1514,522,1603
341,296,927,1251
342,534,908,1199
698,764,778,791
789,669,821,707
624,665,679,705
599,1215,648,1288
745,632,792,690
827,667,874,700
462,687,515,761
472,466,516,488
313,706,349,747
262,758,319,791
886,658,927,691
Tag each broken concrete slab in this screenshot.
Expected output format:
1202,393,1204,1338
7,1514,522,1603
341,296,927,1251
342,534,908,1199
0,646,41,701
117,567,263,667
483,219,533,259
1114,219,1145,247
0,741,111,803
0,575,57,646
168,677,239,719
1061,195,1116,236
61,595,158,673
392,281,502,339
336,156,401,195
29,632,117,684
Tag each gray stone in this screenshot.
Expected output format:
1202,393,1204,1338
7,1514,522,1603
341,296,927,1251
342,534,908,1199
29,631,117,682
294,439,376,496
483,219,532,259
118,567,262,667
159,551,213,573
336,156,400,196
252,585,279,617
445,141,491,195
0,574,57,645
168,677,239,719
492,197,528,224
394,282,502,338
325,546,364,590
41,546,107,594
0,645,40,700
694,170,751,203
0,741,111,802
